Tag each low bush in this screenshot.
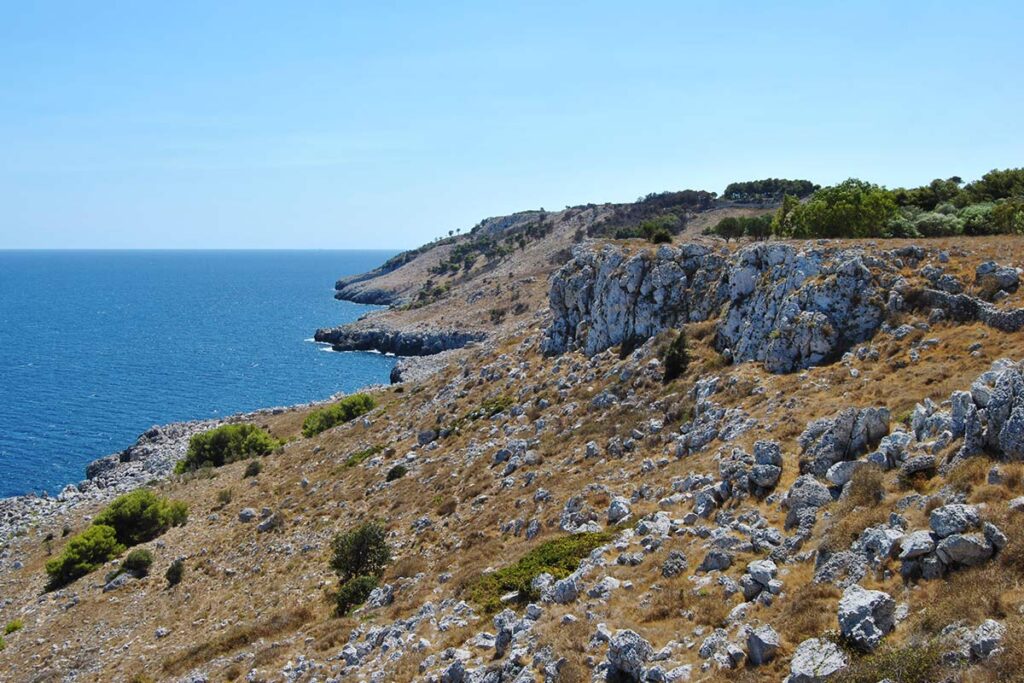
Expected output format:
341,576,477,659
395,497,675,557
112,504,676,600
165,558,185,587
302,394,376,437
45,524,124,590
4,619,23,635
834,641,944,683
92,489,188,547
243,459,263,478
334,575,379,616
122,548,154,576
344,445,383,468
662,329,690,383
385,464,408,482
467,531,613,613
215,488,233,507
330,522,391,583
176,424,279,473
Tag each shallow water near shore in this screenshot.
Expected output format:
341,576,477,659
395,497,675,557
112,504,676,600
0,249,398,498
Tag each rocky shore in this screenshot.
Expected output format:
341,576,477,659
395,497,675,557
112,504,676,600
314,324,486,356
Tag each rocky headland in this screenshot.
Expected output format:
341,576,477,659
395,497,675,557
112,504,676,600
2,192,1024,683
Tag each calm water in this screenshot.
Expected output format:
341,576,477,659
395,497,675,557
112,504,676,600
0,250,398,498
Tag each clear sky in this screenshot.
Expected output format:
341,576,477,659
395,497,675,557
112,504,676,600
1,1,1022,249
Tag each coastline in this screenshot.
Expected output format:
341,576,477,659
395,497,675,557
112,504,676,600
0,387,393,549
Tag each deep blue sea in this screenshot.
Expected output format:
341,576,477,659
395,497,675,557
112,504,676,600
0,250,398,498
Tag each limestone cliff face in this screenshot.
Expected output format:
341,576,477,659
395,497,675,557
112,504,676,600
544,242,891,373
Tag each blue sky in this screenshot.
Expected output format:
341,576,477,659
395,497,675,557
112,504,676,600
1,1,1021,249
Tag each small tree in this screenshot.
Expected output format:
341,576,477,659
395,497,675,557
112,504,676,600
330,522,391,583
92,489,188,547
334,575,379,616
165,558,185,588
45,524,124,590
662,329,690,383
122,548,154,576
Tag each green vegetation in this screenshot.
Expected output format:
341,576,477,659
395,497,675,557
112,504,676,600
662,329,690,382
591,190,716,239
334,574,379,616
330,522,391,583
45,524,124,590
467,531,614,613
4,619,23,635
703,213,773,241
330,522,391,616
773,179,898,239
472,394,514,420
385,464,408,482
92,489,188,547
165,558,185,587
243,459,263,478
344,445,384,468
122,548,154,576
44,489,186,590
722,178,819,203
834,641,944,683
175,423,279,473
301,394,376,437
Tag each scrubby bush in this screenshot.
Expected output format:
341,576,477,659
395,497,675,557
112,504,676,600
4,619,23,635
45,524,124,590
912,209,964,237
959,202,996,235
662,329,690,383
302,394,376,437
243,459,263,478
723,178,818,202
385,464,408,482
344,445,383,468
330,522,391,583
773,179,898,239
467,531,613,613
122,548,154,576
834,641,944,683
704,213,773,241
176,424,279,473
993,199,1024,234
92,489,188,547
165,558,184,587
334,575,379,616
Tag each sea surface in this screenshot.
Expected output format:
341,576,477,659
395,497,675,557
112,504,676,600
0,250,398,498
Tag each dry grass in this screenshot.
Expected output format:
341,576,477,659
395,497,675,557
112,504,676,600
160,607,312,676
775,581,842,644
911,565,1015,636
820,465,889,552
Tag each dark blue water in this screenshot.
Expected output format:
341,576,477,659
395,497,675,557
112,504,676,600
0,250,398,498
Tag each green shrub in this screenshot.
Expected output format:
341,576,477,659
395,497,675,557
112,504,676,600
243,459,263,478
92,489,188,547
176,424,279,473
330,522,391,583
993,198,1024,234
467,531,614,613
385,464,407,482
165,558,184,587
344,445,383,468
302,394,376,437
45,524,124,590
772,179,898,239
662,329,690,383
0,636,4,650
122,548,154,576
834,641,944,683
334,575,379,616
473,394,514,419
4,619,23,635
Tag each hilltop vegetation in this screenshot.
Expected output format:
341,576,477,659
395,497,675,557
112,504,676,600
706,169,1024,241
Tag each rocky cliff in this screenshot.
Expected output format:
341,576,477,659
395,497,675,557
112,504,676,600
545,241,1024,373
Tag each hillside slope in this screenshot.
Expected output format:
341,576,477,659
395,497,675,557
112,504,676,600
2,222,1024,682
